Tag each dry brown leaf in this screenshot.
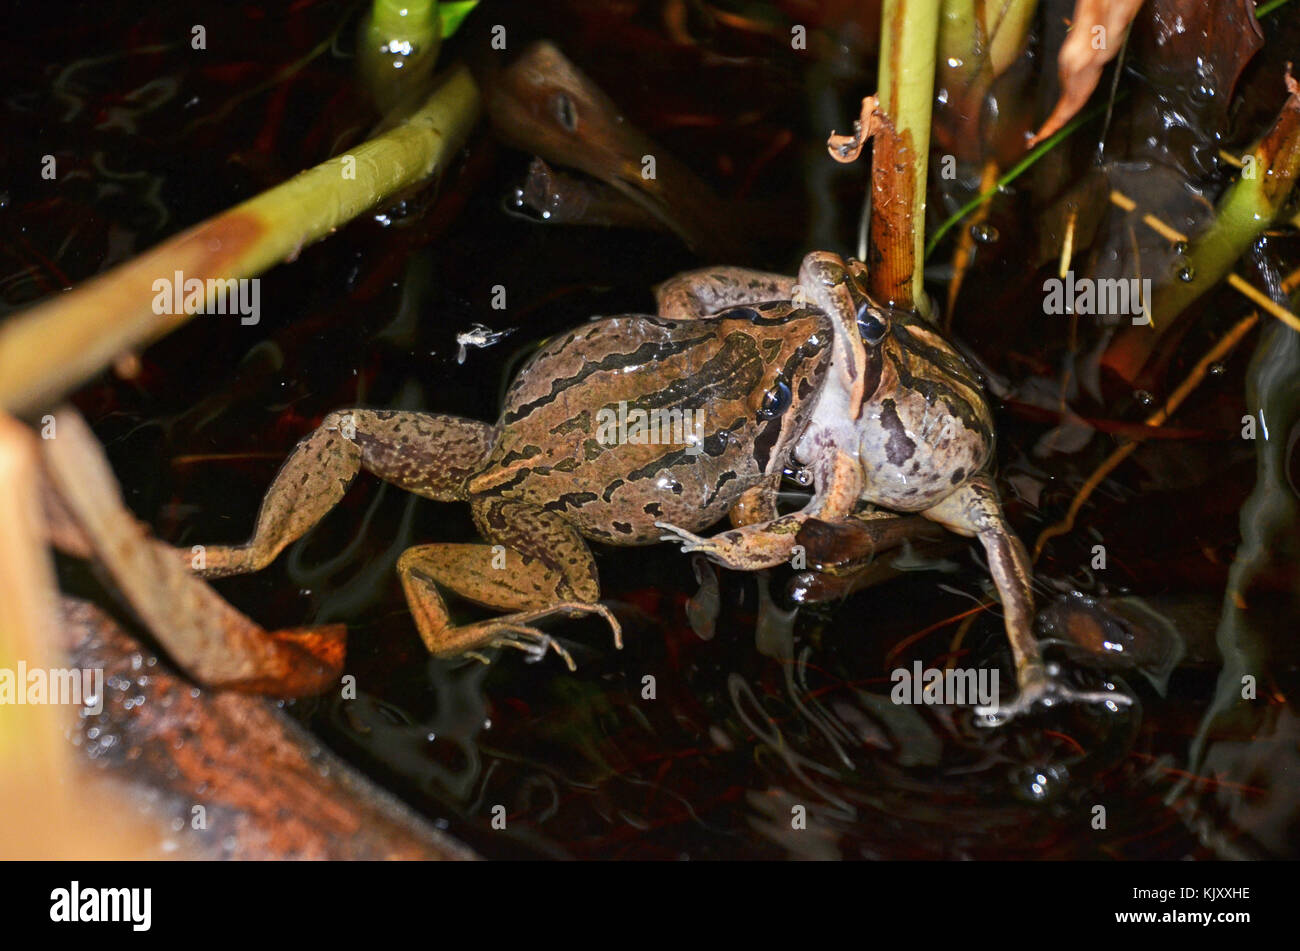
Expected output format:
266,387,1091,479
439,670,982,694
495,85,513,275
1028,0,1146,146
827,95,883,163
41,409,345,696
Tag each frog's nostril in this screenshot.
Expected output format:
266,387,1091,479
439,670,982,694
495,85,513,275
856,302,888,345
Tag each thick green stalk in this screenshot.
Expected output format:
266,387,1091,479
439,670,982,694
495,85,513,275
1151,127,1300,327
939,0,1037,90
870,0,941,312
359,0,443,111
1107,84,1300,381
0,65,480,416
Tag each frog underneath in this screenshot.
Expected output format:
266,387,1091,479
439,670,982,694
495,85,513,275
185,251,1127,721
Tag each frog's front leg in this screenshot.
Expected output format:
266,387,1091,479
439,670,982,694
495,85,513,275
727,473,781,528
659,449,862,570
654,266,795,318
399,497,621,669
922,475,1132,723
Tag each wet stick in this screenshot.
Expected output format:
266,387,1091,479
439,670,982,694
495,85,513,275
0,64,479,417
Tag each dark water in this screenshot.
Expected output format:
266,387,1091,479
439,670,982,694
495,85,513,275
4,0,1298,858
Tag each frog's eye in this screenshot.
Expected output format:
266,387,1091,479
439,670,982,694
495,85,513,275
758,379,792,420
856,302,889,345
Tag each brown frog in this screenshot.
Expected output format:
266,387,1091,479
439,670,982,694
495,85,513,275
184,251,1128,721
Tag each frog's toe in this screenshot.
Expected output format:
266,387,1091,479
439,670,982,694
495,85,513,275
488,624,578,671
655,521,708,550
973,663,1133,727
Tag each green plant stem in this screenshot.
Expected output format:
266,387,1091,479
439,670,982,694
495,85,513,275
871,0,941,312
0,64,480,417
1150,104,1300,328
359,0,443,111
1255,0,1293,17
925,101,1108,258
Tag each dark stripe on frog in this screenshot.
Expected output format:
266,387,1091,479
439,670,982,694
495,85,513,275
884,347,991,440
502,331,715,425
496,444,543,466
704,470,739,507
622,417,749,484
888,321,984,395
745,305,827,326
549,410,591,436
856,343,883,419
616,331,764,413
542,491,600,513
753,337,830,472
880,399,916,465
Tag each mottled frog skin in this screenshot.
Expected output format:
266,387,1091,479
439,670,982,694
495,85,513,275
180,251,1129,721
478,304,831,545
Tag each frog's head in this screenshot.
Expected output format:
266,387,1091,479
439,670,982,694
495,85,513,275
796,251,884,425
797,251,995,503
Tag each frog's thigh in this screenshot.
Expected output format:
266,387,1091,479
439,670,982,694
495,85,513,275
921,476,1045,684
654,267,796,319
471,497,601,601
194,410,494,577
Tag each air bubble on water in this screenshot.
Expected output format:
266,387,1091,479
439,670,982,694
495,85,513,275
1173,240,1189,256
1209,362,1226,376
1134,390,1155,406
970,222,999,244
1176,265,1195,283
1012,763,1067,803
947,57,963,68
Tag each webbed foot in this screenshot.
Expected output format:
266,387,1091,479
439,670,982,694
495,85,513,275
973,662,1134,727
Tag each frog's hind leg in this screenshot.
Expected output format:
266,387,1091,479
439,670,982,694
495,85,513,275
191,410,496,577
655,267,796,318
398,497,621,668
922,475,1131,723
